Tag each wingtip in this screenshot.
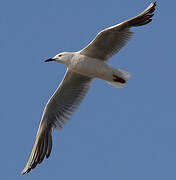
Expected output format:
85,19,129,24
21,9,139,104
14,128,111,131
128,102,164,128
150,2,157,7
21,127,53,175
21,165,32,175
148,2,157,12
153,2,157,6
21,168,28,175
151,2,157,11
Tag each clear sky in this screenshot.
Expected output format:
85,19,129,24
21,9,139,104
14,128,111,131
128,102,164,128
1,0,175,179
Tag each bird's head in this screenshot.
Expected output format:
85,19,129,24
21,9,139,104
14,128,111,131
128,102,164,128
45,52,73,66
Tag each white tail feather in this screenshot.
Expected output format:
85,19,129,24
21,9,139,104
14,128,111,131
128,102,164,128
107,69,130,88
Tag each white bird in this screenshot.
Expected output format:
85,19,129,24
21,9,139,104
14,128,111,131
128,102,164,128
22,2,156,174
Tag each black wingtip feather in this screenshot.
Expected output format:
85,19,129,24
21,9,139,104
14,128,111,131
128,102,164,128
46,132,52,158
22,128,53,175
149,2,157,14
128,2,156,28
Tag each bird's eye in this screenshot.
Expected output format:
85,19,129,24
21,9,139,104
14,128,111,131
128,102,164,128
58,55,62,57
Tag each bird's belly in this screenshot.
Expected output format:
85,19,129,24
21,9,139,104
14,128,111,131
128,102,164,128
69,57,112,80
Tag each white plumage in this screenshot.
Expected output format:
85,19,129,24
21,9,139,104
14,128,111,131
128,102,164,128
22,2,156,174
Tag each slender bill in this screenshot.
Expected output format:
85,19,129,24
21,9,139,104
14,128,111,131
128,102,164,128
45,58,55,62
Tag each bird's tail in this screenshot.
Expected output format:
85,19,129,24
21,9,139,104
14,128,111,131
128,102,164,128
106,68,130,88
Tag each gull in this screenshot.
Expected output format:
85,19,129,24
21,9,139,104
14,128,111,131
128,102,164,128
22,2,156,174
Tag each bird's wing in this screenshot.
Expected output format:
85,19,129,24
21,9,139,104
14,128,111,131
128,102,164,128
22,69,92,174
80,2,156,61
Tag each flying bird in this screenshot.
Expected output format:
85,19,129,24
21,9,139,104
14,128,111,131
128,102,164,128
22,2,156,174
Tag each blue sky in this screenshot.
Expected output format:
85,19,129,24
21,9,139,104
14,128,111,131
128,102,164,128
1,0,176,179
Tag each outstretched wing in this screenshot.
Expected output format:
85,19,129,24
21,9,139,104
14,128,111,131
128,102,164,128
22,69,92,174
80,2,156,60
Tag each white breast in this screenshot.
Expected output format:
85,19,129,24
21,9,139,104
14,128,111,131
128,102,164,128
69,53,112,80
